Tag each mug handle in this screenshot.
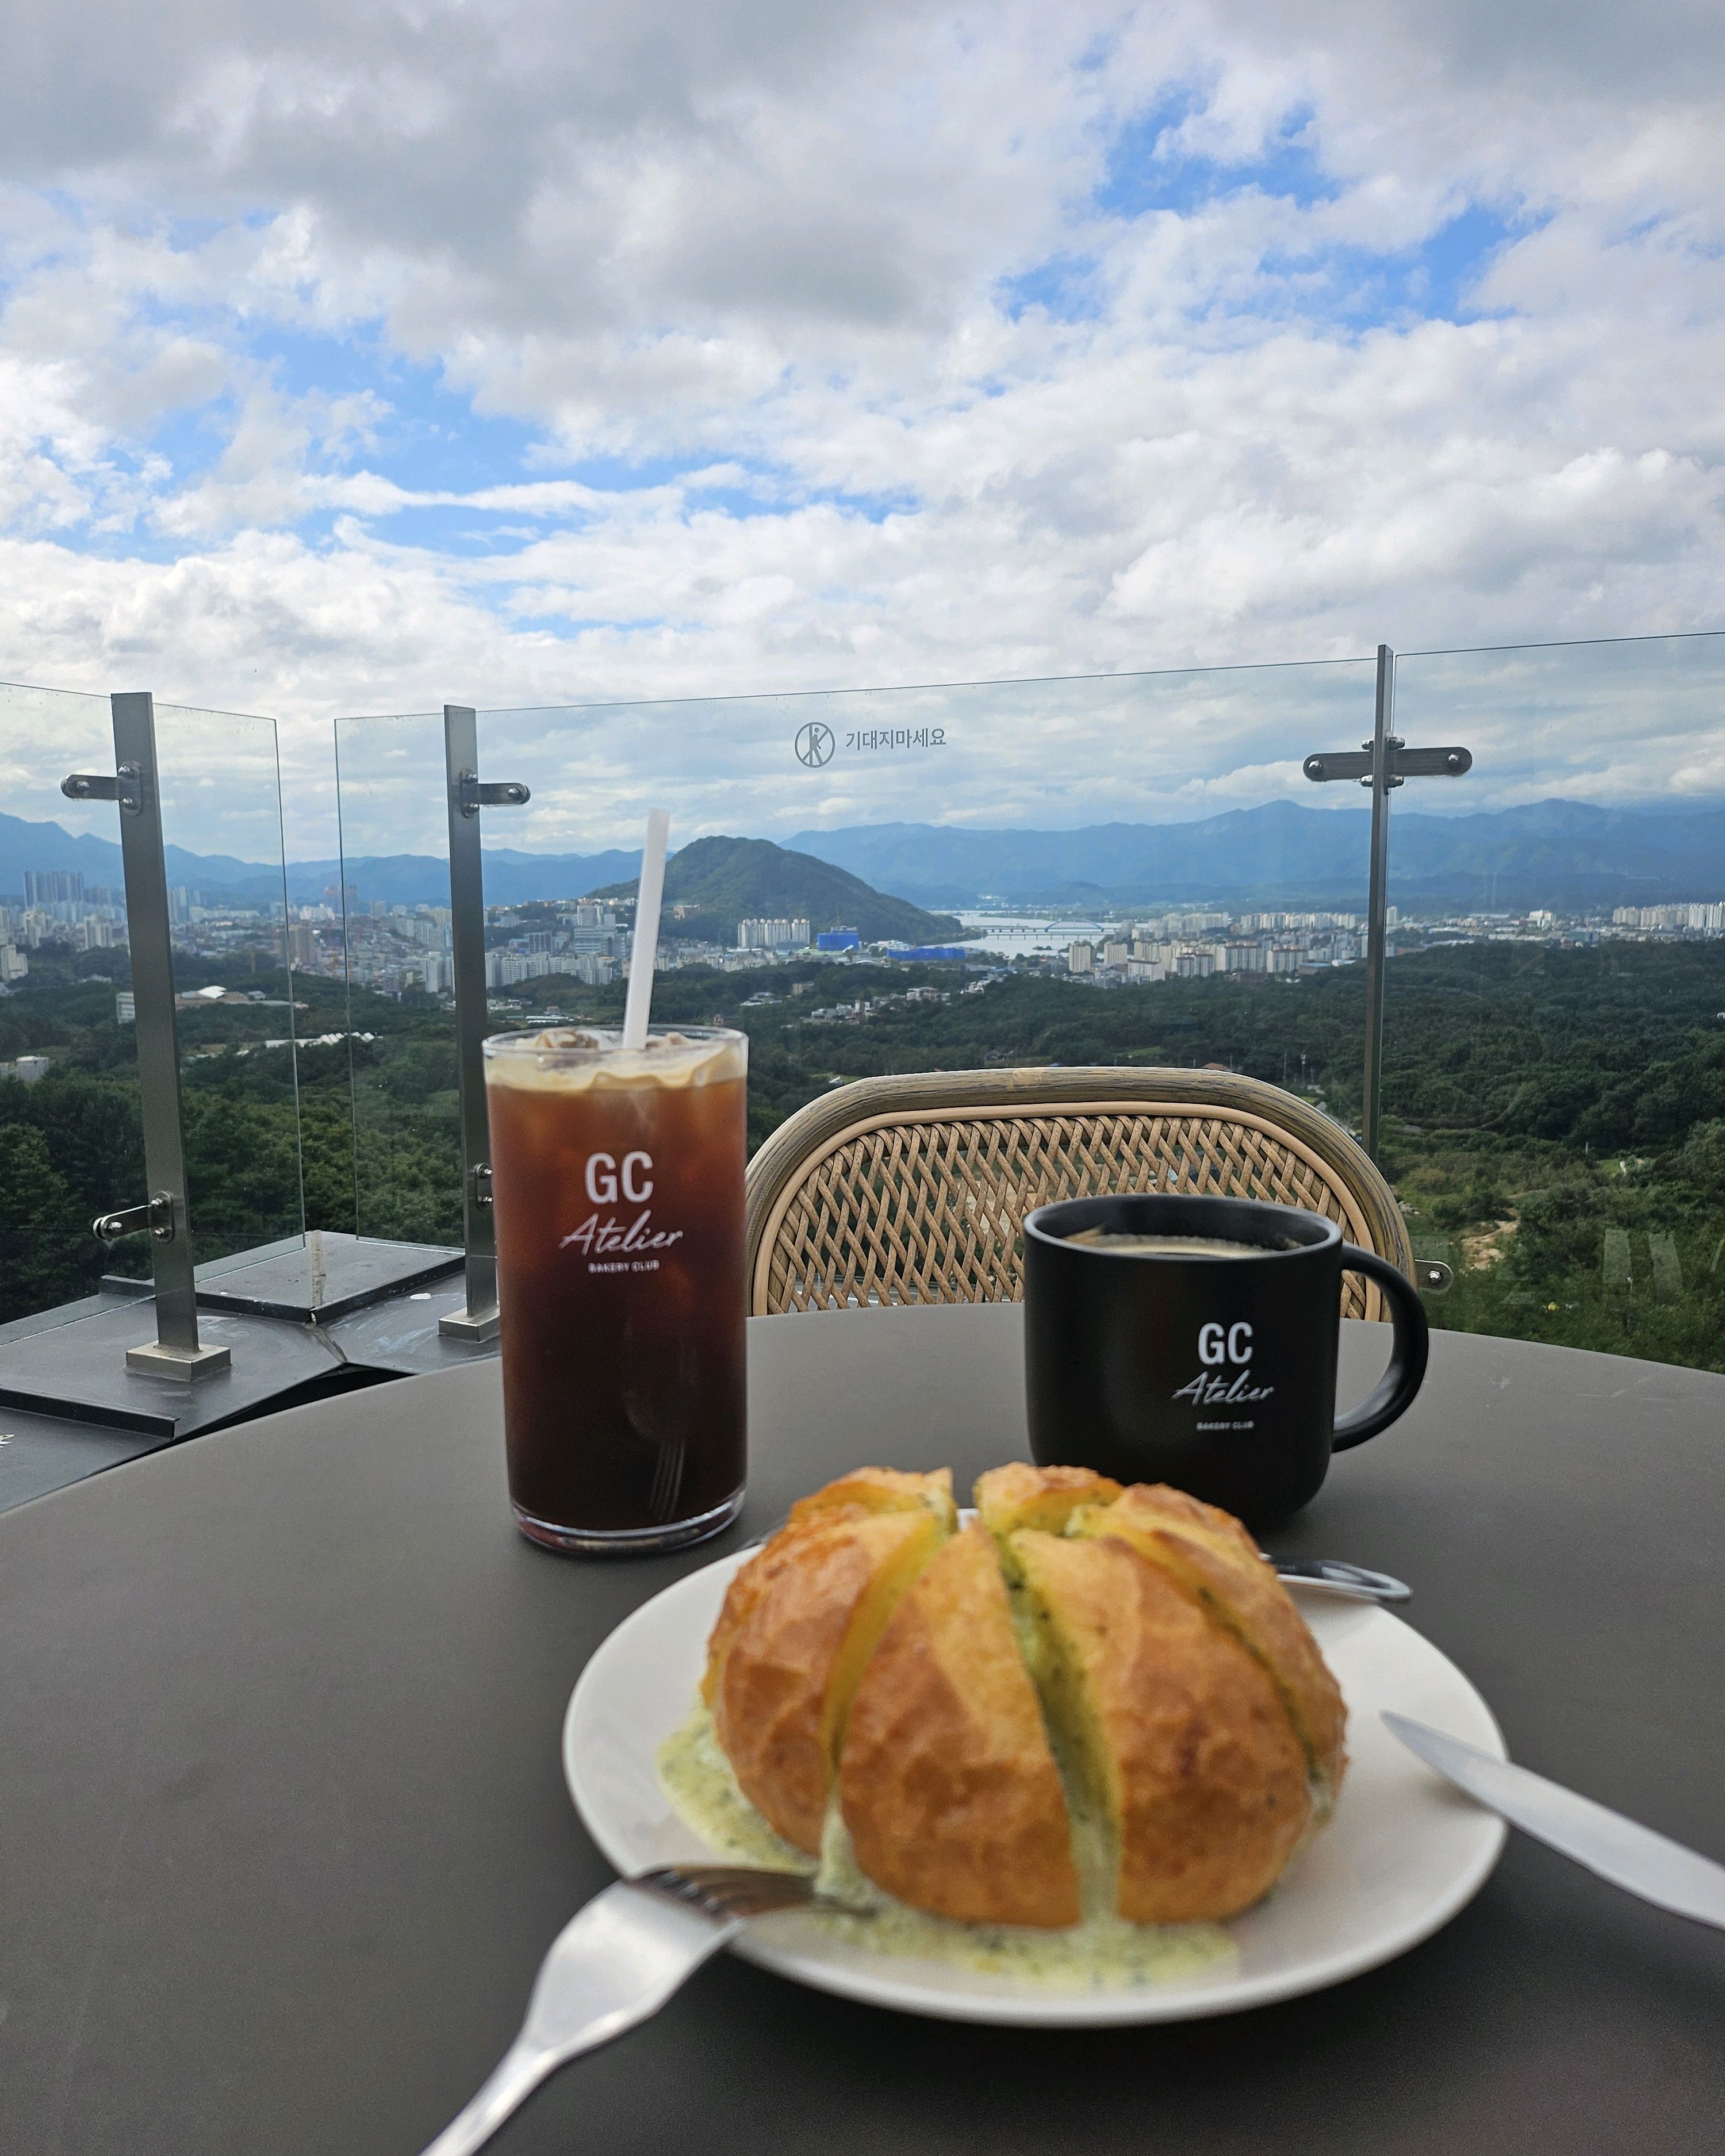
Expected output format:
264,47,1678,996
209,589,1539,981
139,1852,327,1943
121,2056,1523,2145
1331,1246,1432,1452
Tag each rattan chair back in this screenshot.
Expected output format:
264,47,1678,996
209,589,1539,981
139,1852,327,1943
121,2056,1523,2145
744,1067,1412,1322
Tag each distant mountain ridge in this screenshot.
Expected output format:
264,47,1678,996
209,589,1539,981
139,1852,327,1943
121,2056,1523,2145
788,800,1725,912
592,835,964,945
0,813,641,910
5,797,1722,918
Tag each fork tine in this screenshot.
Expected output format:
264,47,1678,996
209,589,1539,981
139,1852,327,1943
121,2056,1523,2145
632,1864,819,1921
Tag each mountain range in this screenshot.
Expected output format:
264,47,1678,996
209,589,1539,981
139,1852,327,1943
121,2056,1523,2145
0,813,642,910
789,800,1725,912
4,797,1721,920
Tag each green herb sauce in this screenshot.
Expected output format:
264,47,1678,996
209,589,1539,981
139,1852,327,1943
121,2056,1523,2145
656,1699,1236,1993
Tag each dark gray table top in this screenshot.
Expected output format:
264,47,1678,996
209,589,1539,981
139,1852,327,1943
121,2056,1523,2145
2,1309,1722,2156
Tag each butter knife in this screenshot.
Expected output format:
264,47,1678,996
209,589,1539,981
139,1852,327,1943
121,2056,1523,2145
1383,1713,1725,1930
1267,1557,1410,1601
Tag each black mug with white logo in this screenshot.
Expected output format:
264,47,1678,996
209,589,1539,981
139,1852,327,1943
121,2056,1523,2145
1022,1194,1430,1524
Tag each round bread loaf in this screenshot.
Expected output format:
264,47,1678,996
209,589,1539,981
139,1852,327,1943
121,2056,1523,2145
702,1466,1347,1927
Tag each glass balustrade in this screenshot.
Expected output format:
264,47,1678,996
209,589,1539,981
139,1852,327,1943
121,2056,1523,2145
1385,632,1725,1374
16,634,1723,1386
474,659,1377,1151
332,711,463,1249
0,682,149,1332
153,700,306,1276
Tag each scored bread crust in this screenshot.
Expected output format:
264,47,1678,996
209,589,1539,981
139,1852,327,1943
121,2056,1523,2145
706,1483,951,1852
839,1524,1082,1929
701,1463,1344,1925
974,1461,1122,1538
789,1466,957,1528
1010,1529,1313,1923
704,1467,955,1717
1078,1483,1347,1798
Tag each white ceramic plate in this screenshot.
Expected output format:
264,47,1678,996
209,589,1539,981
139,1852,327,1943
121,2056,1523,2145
564,1551,1506,2027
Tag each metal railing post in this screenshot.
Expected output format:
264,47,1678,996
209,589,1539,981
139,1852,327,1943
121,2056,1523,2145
63,692,231,1380
1360,645,1395,1161
1302,648,1472,1166
438,705,530,1341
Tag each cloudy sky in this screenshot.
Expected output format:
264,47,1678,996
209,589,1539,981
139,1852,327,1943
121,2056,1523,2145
3,0,1722,854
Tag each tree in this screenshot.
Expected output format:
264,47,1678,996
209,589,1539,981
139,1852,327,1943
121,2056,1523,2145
0,1122,82,1322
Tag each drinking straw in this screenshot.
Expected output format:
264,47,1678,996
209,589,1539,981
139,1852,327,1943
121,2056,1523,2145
621,807,670,1051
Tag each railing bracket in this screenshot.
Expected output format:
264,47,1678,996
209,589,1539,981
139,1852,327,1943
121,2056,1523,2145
93,1194,175,1244
62,763,143,815
455,770,531,818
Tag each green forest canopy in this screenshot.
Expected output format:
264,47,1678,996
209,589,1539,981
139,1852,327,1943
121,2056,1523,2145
2,938,1721,1373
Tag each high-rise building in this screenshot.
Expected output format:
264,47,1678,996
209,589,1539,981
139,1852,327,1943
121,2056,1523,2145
737,917,811,950
1067,941,1094,975
24,870,83,906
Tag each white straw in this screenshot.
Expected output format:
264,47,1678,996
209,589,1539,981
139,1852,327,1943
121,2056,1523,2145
621,807,670,1051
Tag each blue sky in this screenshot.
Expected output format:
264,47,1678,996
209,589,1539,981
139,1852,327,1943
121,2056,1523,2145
0,0,1720,853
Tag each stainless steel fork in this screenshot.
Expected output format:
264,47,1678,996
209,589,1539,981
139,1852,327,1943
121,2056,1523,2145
417,1866,823,2156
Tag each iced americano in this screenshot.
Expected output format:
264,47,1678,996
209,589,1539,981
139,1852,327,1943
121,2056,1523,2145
482,1026,747,1552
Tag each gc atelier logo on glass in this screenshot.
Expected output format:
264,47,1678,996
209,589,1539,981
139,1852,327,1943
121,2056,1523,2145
795,722,835,768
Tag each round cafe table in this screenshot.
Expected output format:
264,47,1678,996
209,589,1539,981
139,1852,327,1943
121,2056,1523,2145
2,1307,1722,2156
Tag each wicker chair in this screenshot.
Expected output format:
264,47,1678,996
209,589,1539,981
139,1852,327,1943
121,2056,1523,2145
744,1067,1412,1322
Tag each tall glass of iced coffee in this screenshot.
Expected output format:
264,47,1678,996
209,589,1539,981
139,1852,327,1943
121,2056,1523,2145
482,1025,748,1553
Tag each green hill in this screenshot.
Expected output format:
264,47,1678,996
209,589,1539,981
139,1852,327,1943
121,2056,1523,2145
596,835,965,947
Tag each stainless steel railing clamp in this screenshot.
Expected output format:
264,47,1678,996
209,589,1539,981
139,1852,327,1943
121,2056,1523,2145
93,1194,175,1244
63,764,143,814
455,772,531,817
1301,741,1473,788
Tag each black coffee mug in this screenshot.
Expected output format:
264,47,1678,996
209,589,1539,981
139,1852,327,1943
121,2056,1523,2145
1022,1193,1430,1524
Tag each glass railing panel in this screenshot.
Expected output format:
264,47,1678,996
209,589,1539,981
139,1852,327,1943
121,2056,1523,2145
1386,632,1725,1372
332,712,462,1248
152,701,306,1276
0,681,149,1329
479,659,1379,1161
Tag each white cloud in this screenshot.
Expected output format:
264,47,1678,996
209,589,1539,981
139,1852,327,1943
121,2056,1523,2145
0,0,1720,857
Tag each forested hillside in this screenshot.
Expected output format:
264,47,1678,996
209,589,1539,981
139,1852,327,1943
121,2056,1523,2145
593,834,964,945
3,939,1721,1372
